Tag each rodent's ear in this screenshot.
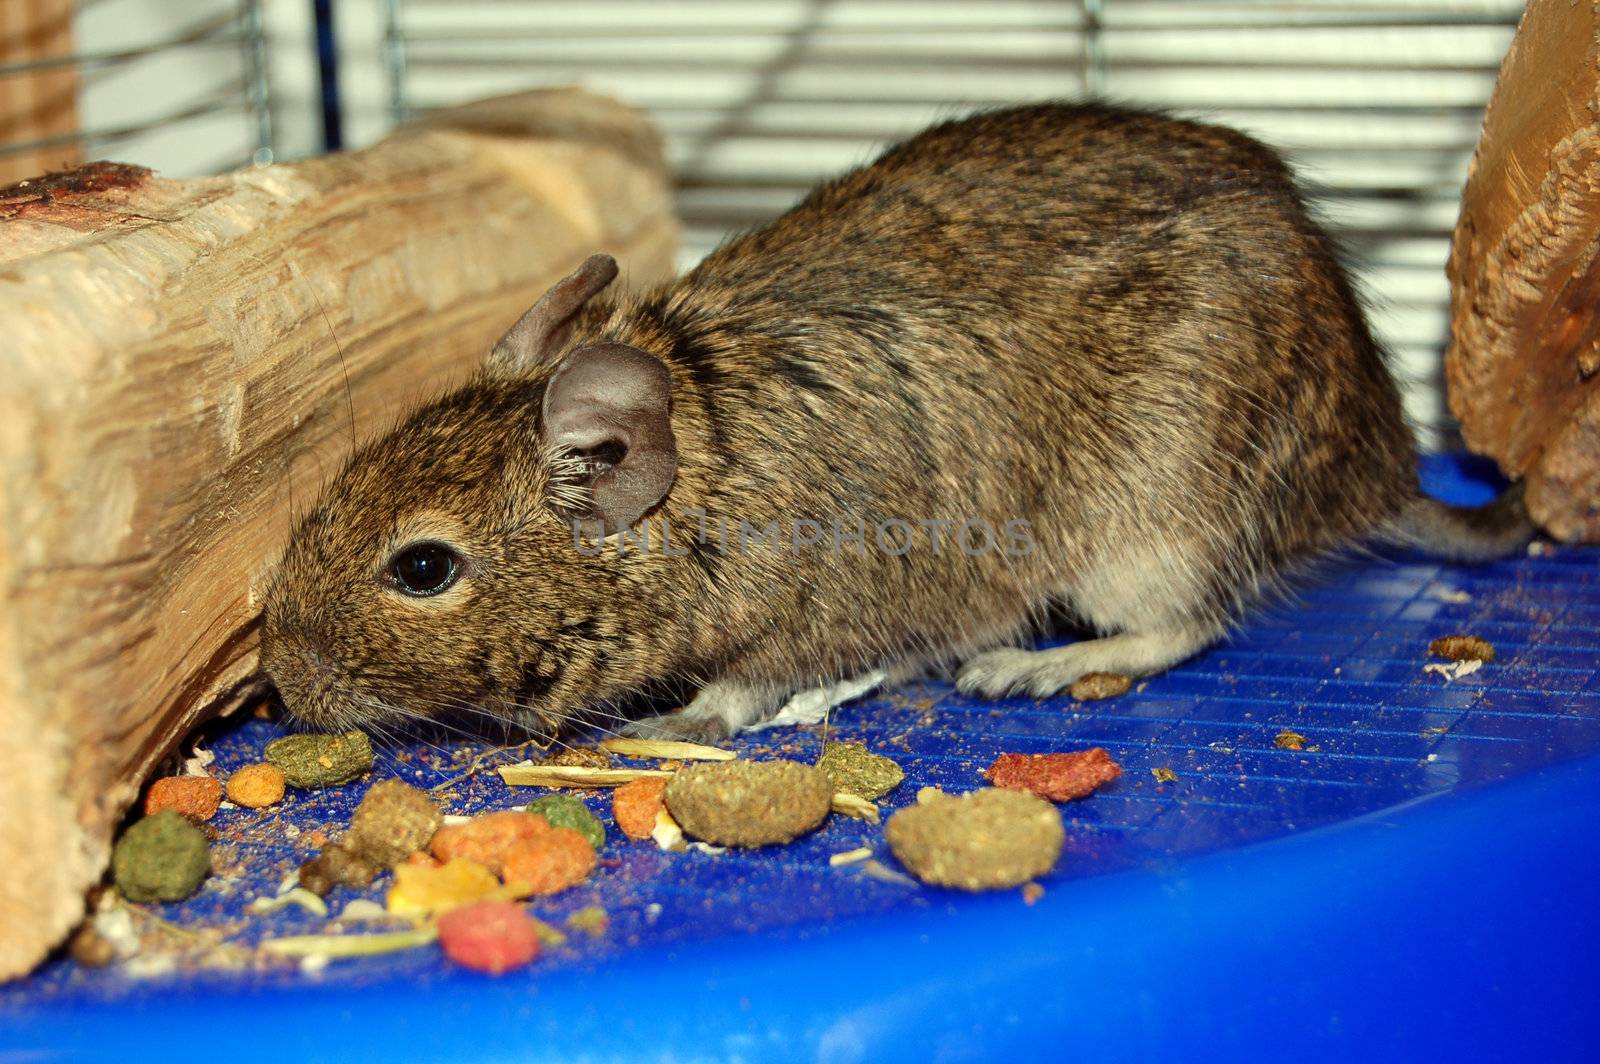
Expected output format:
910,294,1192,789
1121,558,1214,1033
489,253,619,374
542,342,677,535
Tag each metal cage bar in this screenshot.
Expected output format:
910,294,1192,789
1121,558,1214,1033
0,0,276,173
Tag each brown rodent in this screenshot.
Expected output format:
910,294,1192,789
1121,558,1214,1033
260,103,1530,743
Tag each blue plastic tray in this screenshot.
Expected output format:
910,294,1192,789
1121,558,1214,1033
3,454,1597,1062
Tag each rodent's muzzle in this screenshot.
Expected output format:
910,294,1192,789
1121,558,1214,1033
258,626,354,729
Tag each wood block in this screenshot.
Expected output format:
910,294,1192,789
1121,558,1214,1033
1446,0,1600,540
0,87,679,980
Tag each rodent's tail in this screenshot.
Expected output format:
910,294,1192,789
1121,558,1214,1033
1380,481,1534,562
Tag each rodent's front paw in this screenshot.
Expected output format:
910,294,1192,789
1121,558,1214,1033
620,712,733,745
955,648,1048,698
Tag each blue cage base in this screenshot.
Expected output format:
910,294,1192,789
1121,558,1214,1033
2,454,1597,1063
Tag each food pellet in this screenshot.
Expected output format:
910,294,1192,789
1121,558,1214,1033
386,858,501,916
612,777,668,840
142,775,223,821
430,810,548,875
665,760,833,848
225,763,285,809
1069,672,1132,701
984,748,1121,802
68,926,117,968
817,742,904,801
1429,635,1495,663
347,779,442,867
884,788,1063,891
438,901,541,975
112,810,210,903
526,793,605,851
501,826,597,896
298,843,378,896
265,730,373,788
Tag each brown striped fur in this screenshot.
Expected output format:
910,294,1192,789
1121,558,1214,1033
261,103,1526,741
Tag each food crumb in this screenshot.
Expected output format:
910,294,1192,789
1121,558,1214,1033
1069,672,1132,701
566,906,609,937
1429,635,1495,663
335,899,391,923
829,846,873,868
248,888,328,918
1424,659,1484,682
1273,729,1307,752
1151,767,1179,784
68,925,117,968
1021,882,1045,906
651,809,687,853
859,860,918,886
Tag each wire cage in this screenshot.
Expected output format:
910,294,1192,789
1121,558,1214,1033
8,6,1600,1058
0,0,273,184
1,1,1523,444
376,0,1525,444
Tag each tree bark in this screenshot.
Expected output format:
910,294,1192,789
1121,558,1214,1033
0,87,679,980
1446,0,1600,541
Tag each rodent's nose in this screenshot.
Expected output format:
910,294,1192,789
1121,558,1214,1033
259,630,348,725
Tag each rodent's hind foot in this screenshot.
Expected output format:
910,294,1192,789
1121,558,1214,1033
955,623,1221,699
619,680,783,744
620,711,732,745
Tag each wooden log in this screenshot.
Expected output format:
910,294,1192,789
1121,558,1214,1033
0,0,83,185
1445,0,1600,541
0,87,680,980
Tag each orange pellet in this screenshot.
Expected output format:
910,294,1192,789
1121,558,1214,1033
143,775,223,821
429,810,548,875
501,826,597,896
612,777,668,840
225,763,285,809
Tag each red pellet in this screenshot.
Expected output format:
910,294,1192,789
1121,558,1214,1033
437,901,540,975
985,748,1122,802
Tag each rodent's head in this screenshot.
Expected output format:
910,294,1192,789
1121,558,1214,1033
260,255,680,738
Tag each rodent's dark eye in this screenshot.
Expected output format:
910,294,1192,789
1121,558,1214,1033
388,542,460,597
